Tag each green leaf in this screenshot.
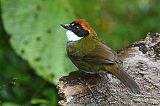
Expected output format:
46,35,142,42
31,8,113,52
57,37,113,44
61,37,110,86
1,0,76,84
2,102,18,106
31,98,49,105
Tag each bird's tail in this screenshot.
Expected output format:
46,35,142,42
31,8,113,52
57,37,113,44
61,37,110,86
105,64,140,94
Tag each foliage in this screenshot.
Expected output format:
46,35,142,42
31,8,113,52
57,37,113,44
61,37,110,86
1,0,76,84
0,0,160,105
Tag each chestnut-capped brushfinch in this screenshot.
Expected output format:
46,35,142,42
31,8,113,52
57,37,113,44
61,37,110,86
61,19,140,94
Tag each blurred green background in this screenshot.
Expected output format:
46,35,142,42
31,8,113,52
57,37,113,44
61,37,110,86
0,0,160,105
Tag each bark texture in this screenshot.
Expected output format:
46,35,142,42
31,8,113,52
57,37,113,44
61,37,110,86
57,33,160,106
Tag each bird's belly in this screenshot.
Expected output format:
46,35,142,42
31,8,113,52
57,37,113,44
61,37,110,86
67,43,104,74
70,56,104,74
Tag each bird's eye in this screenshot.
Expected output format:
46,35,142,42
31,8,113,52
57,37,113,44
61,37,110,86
71,23,74,26
75,26,79,29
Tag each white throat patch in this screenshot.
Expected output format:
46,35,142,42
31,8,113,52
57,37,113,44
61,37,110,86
66,30,83,42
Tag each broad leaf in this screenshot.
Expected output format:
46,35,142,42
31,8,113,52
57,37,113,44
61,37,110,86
1,0,76,84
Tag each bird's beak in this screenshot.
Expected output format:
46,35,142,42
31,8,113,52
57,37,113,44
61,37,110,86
61,24,71,30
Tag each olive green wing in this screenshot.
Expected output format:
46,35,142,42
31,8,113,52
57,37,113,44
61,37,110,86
83,43,118,64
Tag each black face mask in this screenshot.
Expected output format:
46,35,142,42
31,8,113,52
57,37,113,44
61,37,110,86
61,22,89,37
69,22,89,37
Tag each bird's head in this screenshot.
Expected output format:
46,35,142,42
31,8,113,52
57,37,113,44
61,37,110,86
61,19,95,42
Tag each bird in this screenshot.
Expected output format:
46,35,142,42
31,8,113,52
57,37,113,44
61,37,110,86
61,19,140,94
